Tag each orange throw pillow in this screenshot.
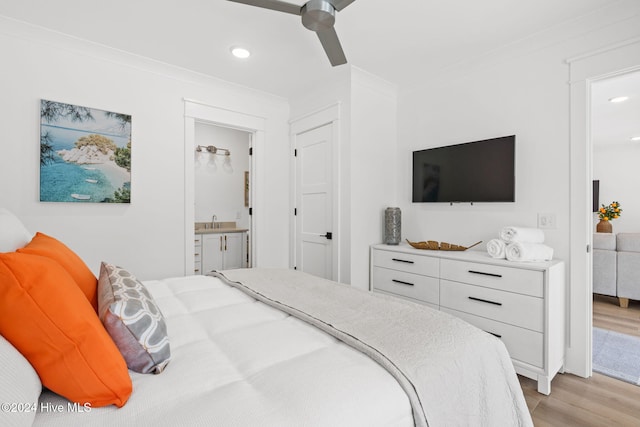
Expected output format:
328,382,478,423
0,252,132,407
18,232,98,311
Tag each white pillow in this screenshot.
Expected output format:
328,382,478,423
0,334,42,427
0,208,33,252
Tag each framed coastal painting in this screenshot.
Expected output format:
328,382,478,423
39,99,131,203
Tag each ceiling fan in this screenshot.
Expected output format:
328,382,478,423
227,0,356,66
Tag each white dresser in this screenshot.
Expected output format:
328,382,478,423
370,243,565,395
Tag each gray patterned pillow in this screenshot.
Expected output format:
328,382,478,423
98,262,171,374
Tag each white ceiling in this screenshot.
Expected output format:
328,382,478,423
592,71,640,147
1,0,637,146
0,0,622,98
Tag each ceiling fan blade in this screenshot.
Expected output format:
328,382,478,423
227,0,302,15
329,0,356,12
316,27,347,66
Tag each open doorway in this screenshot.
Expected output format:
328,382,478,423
567,40,640,379
590,70,640,385
194,122,252,272
183,100,266,277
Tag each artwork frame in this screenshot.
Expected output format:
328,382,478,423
40,99,132,203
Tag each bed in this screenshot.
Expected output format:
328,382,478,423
0,208,533,427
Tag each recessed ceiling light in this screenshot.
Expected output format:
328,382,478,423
609,96,629,103
230,47,250,59
631,136,640,141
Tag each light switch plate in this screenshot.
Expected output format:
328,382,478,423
538,213,557,229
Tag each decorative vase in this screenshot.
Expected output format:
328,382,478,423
596,219,612,233
384,207,401,245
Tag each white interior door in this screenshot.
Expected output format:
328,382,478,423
295,123,333,279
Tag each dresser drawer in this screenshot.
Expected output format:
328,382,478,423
441,307,543,368
440,279,543,332
194,235,203,275
372,266,439,305
372,249,439,277
440,259,543,297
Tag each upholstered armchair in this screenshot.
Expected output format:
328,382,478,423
593,232,640,308
593,233,617,298
616,233,640,308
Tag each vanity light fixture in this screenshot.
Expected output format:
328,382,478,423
609,96,629,103
195,145,231,156
631,136,640,142
230,46,251,59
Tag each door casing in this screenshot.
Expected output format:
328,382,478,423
184,99,264,275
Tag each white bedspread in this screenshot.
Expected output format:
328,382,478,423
216,268,533,427
33,275,413,427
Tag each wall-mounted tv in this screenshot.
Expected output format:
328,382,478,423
412,135,515,203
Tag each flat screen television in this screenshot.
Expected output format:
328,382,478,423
412,135,515,203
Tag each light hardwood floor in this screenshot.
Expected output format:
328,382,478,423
518,295,640,426
593,294,640,338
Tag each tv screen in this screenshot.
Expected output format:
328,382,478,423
412,135,515,203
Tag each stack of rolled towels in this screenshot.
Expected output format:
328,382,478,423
487,226,554,262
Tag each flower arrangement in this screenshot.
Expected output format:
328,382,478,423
598,201,622,221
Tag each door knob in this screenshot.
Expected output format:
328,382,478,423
323,232,333,240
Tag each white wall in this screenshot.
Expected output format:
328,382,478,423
0,17,290,280
349,68,397,289
397,3,640,375
289,66,397,288
290,67,352,283
593,143,640,233
194,123,251,229
398,50,568,257
398,3,640,260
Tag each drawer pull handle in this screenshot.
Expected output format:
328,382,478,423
468,270,502,278
392,279,415,286
468,296,502,306
392,258,414,264
486,331,502,339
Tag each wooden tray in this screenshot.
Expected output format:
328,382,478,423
406,239,482,251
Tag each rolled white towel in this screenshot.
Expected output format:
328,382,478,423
486,239,507,259
499,226,545,244
505,242,554,262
